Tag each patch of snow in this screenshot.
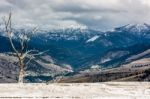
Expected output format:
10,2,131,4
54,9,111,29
101,58,111,63
86,35,99,43
91,65,100,69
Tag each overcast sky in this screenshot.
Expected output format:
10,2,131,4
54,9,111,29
0,0,150,30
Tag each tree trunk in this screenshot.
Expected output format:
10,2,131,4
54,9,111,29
18,59,24,83
18,68,24,83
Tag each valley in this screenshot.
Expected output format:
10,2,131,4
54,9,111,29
56,57,150,83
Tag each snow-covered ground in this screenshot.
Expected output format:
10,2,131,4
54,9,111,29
0,82,149,99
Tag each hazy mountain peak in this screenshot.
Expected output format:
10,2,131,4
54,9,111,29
126,23,149,30
115,23,150,33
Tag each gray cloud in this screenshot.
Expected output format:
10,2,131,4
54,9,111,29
51,3,126,13
0,0,150,30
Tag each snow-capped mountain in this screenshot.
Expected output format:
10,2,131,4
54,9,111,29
1,23,150,41
115,23,150,35
35,28,103,41
32,23,150,42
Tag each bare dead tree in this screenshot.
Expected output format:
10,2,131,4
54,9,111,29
3,12,47,83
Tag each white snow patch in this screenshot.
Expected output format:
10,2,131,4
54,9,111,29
101,58,111,63
91,65,100,69
86,35,99,43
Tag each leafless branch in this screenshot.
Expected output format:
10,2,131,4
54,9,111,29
3,12,19,56
25,50,49,66
29,50,49,56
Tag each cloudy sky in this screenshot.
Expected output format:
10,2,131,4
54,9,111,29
0,0,150,30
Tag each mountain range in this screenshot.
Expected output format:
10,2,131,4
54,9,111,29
0,23,150,82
